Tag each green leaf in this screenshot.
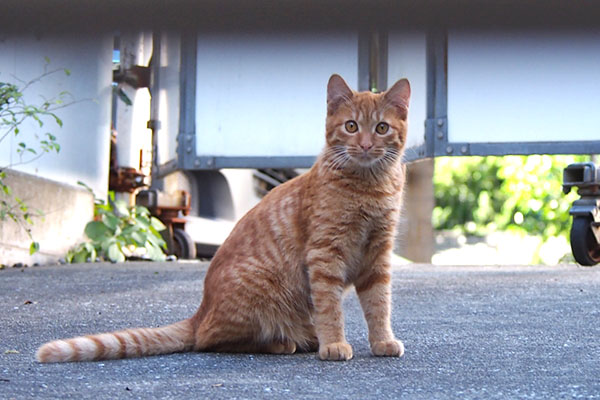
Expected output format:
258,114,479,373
135,215,150,229
116,87,132,106
84,242,97,261
29,241,40,255
150,217,166,231
145,242,166,261
64,69,71,76
44,56,51,64
85,220,110,241
73,248,89,263
107,242,125,263
102,213,120,232
77,181,95,196
130,230,146,245
133,205,150,217
147,227,167,248
100,237,115,254
23,213,33,225
113,200,130,218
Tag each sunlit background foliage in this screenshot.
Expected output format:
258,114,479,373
433,155,590,263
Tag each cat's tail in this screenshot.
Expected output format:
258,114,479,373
36,318,195,363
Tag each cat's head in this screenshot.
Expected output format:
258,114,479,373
324,74,410,171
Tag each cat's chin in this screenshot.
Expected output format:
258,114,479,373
350,156,380,168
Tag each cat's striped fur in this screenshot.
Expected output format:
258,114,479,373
37,74,410,362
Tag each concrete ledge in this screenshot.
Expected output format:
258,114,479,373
0,169,94,266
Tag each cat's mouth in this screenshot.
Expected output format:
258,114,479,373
351,152,380,167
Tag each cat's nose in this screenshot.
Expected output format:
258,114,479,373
360,142,373,151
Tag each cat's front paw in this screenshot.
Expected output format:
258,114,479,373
371,339,404,357
318,342,353,361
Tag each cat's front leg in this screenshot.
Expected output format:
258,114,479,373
307,250,353,361
355,256,404,358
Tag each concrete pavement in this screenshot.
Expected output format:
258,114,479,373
1,262,600,399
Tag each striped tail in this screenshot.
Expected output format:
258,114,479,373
36,318,195,363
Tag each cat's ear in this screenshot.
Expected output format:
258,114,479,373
384,78,411,120
327,74,353,115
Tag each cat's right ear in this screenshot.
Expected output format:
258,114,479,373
327,74,353,115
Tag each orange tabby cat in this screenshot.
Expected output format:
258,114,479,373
37,74,410,362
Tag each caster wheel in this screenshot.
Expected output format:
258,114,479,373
570,217,600,266
172,228,197,260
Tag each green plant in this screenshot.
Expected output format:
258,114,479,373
1,61,73,254
66,188,167,263
434,155,588,250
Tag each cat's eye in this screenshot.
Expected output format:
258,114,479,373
375,122,389,135
345,120,358,133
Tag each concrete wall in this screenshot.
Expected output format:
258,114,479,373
0,169,94,266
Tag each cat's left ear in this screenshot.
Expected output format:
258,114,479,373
384,79,411,120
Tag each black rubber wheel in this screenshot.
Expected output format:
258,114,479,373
570,217,600,266
172,228,197,260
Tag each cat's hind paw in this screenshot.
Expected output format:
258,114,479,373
266,339,297,355
318,342,353,361
371,339,404,357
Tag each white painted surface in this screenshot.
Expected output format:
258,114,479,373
388,31,428,155
448,30,600,143
194,33,359,157
220,169,261,219
114,32,153,170
184,216,235,246
0,33,113,198
155,32,181,166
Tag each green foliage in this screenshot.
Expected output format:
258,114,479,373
0,62,73,254
433,155,589,241
66,189,167,263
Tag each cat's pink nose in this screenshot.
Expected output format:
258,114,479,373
360,142,373,151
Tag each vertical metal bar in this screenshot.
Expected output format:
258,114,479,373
358,30,388,92
178,31,198,170
148,32,162,187
425,29,448,158
372,31,388,92
358,31,371,92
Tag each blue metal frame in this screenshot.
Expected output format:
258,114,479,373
156,28,600,173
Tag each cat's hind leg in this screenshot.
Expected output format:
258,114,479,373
198,337,297,355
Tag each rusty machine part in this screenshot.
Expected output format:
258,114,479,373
136,189,196,259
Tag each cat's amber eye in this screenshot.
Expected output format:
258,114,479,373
345,120,358,133
375,122,389,135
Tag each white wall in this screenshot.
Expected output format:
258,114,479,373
194,32,359,158
388,31,428,153
448,30,600,144
0,33,113,198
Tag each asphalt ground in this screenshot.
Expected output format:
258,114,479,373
1,262,600,399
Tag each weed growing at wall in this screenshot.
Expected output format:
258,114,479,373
66,187,167,263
